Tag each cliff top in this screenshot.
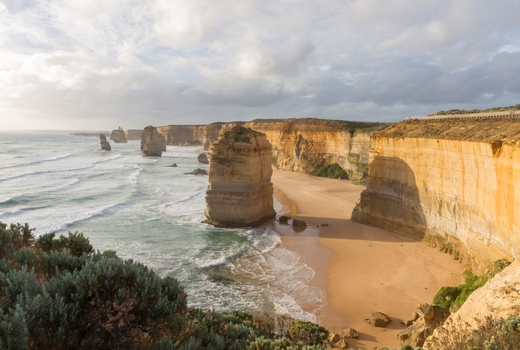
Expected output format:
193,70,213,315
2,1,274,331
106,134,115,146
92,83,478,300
248,118,392,134
430,104,520,116
214,126,269,147
376,118,520,144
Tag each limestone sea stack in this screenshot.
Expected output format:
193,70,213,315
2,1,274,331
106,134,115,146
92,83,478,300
141,125,167,157
99,134,111,151
204,126,276,227
110,127,128,143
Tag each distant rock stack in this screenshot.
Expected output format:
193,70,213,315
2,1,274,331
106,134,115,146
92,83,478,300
125,129,144,140
110,127,128,143
141,125,167,157
204,126,275,227
197,153,209,164
99,134,111,151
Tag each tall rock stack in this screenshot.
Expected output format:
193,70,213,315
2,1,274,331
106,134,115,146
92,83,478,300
110,127,128,143
204,126,276,227
99,134,111,151
141,125,167,157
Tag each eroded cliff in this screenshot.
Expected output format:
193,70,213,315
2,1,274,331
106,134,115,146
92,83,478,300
110,127,127,143
245,119,390,180
141,125,167,157
204,126,275,227
352,118,520,273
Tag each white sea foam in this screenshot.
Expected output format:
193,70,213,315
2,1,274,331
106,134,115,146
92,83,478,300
0,153,73,170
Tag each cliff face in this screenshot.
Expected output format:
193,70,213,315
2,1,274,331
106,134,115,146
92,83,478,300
110,127,127,143
125,129,143,140
157,125,206,146
141,126,167,157
352,118,520,272
245,119,389,180
204,126,275,227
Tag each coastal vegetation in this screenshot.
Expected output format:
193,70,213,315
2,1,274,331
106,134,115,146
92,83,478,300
430,104,520,116
313,163,348,179
249,118,391,134
0,222,328,350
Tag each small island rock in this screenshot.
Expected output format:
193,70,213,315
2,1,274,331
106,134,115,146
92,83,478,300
110,127,128,143
100,134,111,151
198,153,209,164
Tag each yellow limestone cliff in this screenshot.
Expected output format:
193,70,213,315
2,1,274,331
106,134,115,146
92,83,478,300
352,117,520,273
204,126,275,227
245,119,389,180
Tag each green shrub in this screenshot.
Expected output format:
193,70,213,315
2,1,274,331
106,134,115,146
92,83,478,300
314,163,348,179
0,222,328,350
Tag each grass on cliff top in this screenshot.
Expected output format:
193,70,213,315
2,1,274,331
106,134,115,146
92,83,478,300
249,118,392,134
433,259,510,312
429,104,520,116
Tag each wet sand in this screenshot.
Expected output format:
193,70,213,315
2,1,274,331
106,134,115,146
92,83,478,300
271,170,464,348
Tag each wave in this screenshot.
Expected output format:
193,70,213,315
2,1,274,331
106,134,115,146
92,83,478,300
51,201,128,233
128,167,142,184
161,189,202,207
0,153,73,170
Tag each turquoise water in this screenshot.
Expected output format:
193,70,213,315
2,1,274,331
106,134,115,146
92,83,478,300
0,131,323,321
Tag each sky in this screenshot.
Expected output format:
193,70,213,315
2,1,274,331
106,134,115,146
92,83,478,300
1,0,520,130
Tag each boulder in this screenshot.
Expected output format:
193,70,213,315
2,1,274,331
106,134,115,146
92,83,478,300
278,215,290,224
321,223,329,227
335,339,349,349
328,333,340,344
204,126,276,227
185,168,208,175
141,126,167,157
99,134,111,151
292,219,307,228
167,163,178,167
398,304,450,348
198,153,209,164
365,312,392,327
110,126,127,143
342,327,359,339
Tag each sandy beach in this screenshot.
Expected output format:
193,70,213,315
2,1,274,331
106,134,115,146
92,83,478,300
271,170,464,348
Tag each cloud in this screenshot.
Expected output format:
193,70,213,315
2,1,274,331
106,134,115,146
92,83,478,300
1,0,520,129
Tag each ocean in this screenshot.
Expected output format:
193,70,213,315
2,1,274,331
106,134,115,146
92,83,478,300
0,131,323,322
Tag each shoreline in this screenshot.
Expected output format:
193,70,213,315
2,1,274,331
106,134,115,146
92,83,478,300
271,170,464,348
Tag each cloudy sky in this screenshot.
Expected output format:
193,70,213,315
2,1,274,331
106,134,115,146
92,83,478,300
1,0,520,130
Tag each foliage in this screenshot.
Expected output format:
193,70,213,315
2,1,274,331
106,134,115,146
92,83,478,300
430,104,520,116
433,260,510,311
272,157,278,166
288,320,328,346
0,222,327,350
314,163,348,179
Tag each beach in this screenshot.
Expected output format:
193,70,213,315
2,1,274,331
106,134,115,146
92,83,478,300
271,170,464,348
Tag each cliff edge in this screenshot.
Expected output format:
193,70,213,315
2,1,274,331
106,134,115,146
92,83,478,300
352,117,520,273
204,126,275,227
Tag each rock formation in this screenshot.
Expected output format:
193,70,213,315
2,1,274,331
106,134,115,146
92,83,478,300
204,126,275,227
125,129,143,140
184,168,208,175
141,126,167,157
197,153,209,164
364,312,392,327
110,127,127,143
99,134,111,151
352,117,520,273
245,119,390,181
397,303,450,347
423,260,520,349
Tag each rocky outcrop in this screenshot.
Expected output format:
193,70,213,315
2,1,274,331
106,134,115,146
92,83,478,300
398,303,450,347
204,126,275,227
352,118,520,273
125,129,143,140
423,260,520,349
202,122,246,150
245,119,390,180
197,153,209,164
140,126,166,157
184,168,208,175
364,312,392,327
99,134,111,151
110,127,127,143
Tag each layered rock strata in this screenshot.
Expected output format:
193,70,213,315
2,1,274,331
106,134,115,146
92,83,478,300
141,126,167,157
204,126,275,227
352,118,520,272
99,134,111,151
245,119,390,180
110,127,127,143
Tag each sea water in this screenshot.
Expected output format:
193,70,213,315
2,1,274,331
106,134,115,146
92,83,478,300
0,131,323,322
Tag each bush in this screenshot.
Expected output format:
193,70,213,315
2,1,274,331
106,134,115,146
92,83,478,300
314,164,348,179
0,222,328,350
